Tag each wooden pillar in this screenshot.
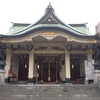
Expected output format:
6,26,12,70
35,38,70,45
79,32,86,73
5,48,12,81
28,50,34,83
65,50,71,83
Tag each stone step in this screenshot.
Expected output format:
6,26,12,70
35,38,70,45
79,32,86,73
0,84,99,92
0,95,100,100
0,91,100,97
0,84,100,99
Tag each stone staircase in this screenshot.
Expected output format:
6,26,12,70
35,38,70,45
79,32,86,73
0,84,100,100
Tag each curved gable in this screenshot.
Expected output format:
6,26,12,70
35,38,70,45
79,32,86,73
0,3,96,43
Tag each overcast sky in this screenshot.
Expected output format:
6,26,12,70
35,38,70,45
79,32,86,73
0,0,100,35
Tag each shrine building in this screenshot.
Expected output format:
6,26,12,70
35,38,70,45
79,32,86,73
0,4,100,84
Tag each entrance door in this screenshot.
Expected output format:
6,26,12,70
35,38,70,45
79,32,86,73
70,59,80,81
43,61,49,82
37,55,60,82
50,61,56,82
43,59,56,82
18,56,29,81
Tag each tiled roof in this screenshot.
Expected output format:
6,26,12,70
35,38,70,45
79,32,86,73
6,4,92,38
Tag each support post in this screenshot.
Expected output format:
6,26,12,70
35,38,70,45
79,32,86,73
5,48,12,83
28,50,34,83
65,50,71,83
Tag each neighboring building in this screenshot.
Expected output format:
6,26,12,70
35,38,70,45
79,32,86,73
0,4,100,84
96,22,100,34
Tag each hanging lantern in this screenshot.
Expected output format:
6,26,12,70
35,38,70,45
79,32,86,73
0,44,6,60
10,45,13,49
0,61,6,69
65,43,73,51
2,45,6,50
17,45,20,49
26,44,33,51
77,45,82,50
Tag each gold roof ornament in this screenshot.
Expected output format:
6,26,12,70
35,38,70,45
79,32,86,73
41,32,58,40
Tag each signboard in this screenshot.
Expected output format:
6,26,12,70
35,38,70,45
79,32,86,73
84,60,94,80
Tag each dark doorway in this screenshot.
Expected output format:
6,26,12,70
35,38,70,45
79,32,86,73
42,58,56,82
18,55,29,81
70,59,80,81
37,55,60,82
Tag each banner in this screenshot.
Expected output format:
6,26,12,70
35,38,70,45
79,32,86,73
84,60,94,80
